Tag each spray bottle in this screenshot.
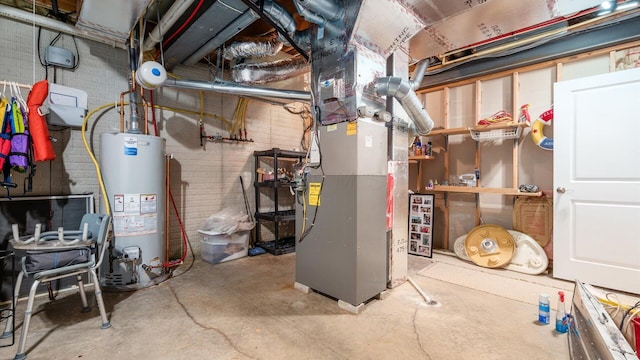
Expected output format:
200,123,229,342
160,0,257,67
555,291,568,333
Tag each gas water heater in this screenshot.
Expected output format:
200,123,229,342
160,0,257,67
99,132,168,290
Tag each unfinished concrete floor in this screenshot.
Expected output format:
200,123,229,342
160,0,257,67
0,252,573,360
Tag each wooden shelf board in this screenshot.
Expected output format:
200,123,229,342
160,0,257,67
426,185,542,196
408,155,435,161
426,122,527,136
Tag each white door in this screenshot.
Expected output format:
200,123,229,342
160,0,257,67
554,67,640,295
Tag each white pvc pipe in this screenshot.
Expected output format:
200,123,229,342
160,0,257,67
0,4,126,49
143,0,197,51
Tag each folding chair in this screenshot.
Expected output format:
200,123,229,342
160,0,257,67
1,213,112,360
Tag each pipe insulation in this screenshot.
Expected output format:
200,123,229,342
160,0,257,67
295,0,343,22
293,0,340,34
164,79,311,100
376,76,434,135
232,57,310,84
262,0,297,36
0,4,127,49
224,34,283,60
143,0,197,51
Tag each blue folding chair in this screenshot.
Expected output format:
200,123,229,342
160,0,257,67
1,213,112,360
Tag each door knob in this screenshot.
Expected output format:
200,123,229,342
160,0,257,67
556,187,566,193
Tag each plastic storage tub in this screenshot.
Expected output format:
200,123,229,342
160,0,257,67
199,230,249,264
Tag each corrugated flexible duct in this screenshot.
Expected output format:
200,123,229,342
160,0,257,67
375,60,434,135
224,33,283,60
233,57,310,84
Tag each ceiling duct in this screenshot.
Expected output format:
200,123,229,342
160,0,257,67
224,33,283,60
76,0,150,43
161,0,259,69
233,56,310,84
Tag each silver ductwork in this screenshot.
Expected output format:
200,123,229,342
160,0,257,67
224,34,283,60
262,0,297,37
375,76,434,135
293,0,341,34
296,0,344,22
373,59,434,135
163,79,310,100
233,57,310,84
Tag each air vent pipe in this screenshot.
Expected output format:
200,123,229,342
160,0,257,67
233,57,310,84
375,76,434,135
262,0,297,36
295,0,343,22
293,0,340,34
224,34,283,60
164,79,311,101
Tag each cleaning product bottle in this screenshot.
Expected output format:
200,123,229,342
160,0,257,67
556,291,568,333
538,293,550,325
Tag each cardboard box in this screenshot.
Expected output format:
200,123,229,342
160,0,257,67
199,230,249,264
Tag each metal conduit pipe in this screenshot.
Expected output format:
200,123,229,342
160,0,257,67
143,0,197,51
164,79,311,101
295,0,343,22
376,76,434,135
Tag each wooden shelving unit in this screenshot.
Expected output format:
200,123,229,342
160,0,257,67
428,122,527,137
408,155,434,192
430,185,541,196
417,73,543,250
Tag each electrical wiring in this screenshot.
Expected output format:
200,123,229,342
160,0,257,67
81,102,120,216
160,0,205,50
619,300,640,331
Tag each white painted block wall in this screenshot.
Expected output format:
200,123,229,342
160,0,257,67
0,19,305,257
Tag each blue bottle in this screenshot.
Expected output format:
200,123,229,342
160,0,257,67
539,294,550,325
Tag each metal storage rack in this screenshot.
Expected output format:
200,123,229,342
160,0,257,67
253,148,305,255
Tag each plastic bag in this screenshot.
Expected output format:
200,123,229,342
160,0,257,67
198,208,255,235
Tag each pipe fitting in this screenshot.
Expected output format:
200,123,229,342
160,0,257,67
376,76,434,135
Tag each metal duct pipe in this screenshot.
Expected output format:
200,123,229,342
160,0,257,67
143,0,196,51
233,57,310,84
0,4,126,49
410,60,429,90
295,0,343,22
262,0,297,36
293,0,340,34
183,9,259,65
376,77,434,135
292,28,312,52
164,79,311,101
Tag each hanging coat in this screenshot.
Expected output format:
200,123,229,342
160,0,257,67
27,80,55,161
9,97,29,172
0,97,11,169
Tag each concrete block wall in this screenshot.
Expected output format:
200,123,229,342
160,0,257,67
0,19,305,258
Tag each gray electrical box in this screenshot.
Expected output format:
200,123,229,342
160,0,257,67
45,46,75,68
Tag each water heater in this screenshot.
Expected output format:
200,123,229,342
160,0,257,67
99,132,167,290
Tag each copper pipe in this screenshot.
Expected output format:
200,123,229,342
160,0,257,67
165,155,171,267
119,90,132,133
